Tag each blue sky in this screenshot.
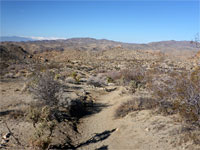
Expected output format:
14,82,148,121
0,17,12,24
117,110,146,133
0,0,199,43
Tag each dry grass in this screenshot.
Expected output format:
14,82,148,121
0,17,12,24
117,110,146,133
30,136,51,150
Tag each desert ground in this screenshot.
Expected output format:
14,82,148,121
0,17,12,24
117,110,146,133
0,40,200,150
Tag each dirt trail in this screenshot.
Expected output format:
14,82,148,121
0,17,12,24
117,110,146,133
76,86,196,150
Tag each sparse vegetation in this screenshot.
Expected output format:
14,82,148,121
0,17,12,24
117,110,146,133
87,74,107,87
1,40,199,149
115,97,157,118
106,67,146,86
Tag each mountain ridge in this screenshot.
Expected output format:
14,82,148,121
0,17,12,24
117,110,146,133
1,36,199,54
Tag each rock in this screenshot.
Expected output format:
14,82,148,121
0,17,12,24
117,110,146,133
65,77,76,84
105,87,117,92
87,75,107,87
79,78,88,83
13,72,21,78
107,83,115,86
1,139,9,144
78,89,86,96
3,132,11,139
21,83,29,92
4,72,15,78
15,88,20,92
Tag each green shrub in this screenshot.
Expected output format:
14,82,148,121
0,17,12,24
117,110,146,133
71,71,80,83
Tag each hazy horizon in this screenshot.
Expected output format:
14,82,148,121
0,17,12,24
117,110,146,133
1,35,199,44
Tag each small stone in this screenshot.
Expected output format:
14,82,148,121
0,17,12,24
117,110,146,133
65,77,76,83
105,87,117,92
15,88,20,92
3,133,11,139
1,139,9,144
145,128,150,132
108,83,115,86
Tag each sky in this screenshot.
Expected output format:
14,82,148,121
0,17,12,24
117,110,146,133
0,0,199,43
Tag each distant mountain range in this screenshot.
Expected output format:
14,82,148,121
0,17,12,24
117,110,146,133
0,36,66,42
0,36,35,42
0,36,199,53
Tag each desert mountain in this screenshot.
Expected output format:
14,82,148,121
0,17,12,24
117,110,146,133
1,37,198,54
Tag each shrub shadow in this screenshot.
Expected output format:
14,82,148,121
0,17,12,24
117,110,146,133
0,110,15,117
95,145,108,150
83,102,110,117
75,128,116,149
49,129,115,150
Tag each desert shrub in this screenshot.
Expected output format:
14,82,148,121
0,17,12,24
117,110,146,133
30,136,51,150
70,71,80,83
105,67,146,94
27,105,58,127
8,110,25,119
106,70,122,81
106,67,145,85
27,105,42,127
28,71,94,119
28,61,63,76
149,67,200,126
121,68,145,85
107,77,114,83
29,71,62,106
27,105,56,149
87,74,107,87
115,97,158,118
26,70,98,148
46,62,62,70
178,126,200,146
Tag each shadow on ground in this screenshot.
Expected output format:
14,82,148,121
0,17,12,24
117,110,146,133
76,128,116,149
68,101,110,120
84,102,110,117
0,110,15,117
49,129,116,150
95,145,108,150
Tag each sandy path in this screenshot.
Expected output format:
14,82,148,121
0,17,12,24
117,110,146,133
75,86,191,150
75,87,173,150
